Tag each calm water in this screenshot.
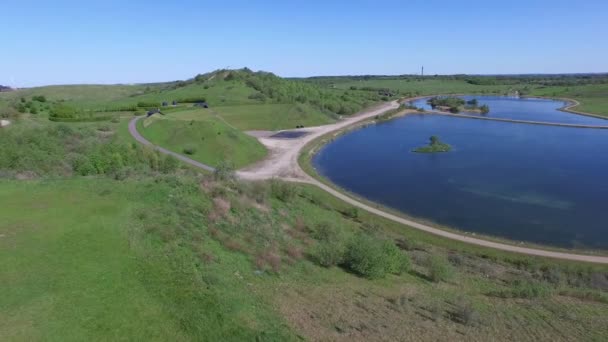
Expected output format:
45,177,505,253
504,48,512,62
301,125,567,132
313,98,608,249
411,96,608,125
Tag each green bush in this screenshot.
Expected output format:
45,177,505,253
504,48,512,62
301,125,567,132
343,234,410,279
313,241,345,267
270,180,298,202
213,160,235,181
428,255,454,282
0,125,180,178
32,95,47,102
499,280,552,299
183,146,196,155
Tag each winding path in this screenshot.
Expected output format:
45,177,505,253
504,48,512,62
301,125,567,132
128,116,215,172
128,102,608,264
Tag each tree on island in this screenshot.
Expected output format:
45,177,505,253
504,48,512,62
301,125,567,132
466,99,478,106
413,135,452,153
479,104,490,114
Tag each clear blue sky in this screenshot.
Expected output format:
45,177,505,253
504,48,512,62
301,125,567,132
2,0,607,87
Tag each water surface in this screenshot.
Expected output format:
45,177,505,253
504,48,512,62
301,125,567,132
314,98,608,249
411,96,608,125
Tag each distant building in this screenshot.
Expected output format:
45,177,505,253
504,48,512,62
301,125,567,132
172,100,178,106
162,101,168,107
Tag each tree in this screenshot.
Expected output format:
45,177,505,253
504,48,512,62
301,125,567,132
480,104,490,114
430,136,439,145
466,99,478,106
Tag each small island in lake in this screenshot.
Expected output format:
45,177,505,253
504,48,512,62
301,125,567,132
428,96,489,114
413,135,452,153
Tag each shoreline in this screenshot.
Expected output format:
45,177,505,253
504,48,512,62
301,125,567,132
129,96,608,264
297,96,608,263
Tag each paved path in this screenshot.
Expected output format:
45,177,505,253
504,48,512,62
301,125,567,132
128,103,608,264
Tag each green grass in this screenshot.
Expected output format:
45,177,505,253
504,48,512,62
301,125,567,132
0,84,150,110
138,113,267,168
2,176,608,341
530,84,608,116
214,103,335,130
335,78,512,96
0,178,293,340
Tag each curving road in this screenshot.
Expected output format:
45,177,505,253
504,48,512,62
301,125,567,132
128,102,608,264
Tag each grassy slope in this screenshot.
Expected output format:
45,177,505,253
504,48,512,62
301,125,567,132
0,179,292,341
214,103,335,131
530,83,608,115
138,112,267,168
2,177,606,341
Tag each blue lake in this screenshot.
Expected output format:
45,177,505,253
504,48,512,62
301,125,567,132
411,96,608,125
313,98,608,249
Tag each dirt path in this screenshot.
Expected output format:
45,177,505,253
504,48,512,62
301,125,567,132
128,102,608,264
237,101,400,180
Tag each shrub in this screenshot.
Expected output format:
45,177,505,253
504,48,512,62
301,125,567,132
343,234,410,279
270,179,298,202
183,145,196,155
213,160,235,181
496,280,552,299
428,255,454,282
383,241,411,275
343,206,359,219
160,155,179,173
454,299,480,326
32,95,47,102
313,242,344,267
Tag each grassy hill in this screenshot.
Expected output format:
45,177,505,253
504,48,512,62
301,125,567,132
138,112,267,168
2,71,608,340
2,175,607,341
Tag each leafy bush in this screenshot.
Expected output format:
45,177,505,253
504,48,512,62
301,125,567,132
183,145,196,155
270,179,298,202
343,234,410,279
311,222,347,267
454,299,480,326
137,101,161,108
0,124,179,178
313,242,345,267
32,95,47,102
213,160,235,181
497,280,552,299
428,255,454,282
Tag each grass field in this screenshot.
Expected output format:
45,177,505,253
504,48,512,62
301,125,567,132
3,71,608,340
334,78,512,96
137,112,267,168
214,103,335,130
2,177,607,341
0,179,292,340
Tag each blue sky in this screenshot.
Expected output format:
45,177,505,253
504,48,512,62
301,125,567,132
2,0,607,86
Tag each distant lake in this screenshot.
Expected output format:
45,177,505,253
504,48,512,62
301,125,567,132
313,97,608,249
411,95,608,125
